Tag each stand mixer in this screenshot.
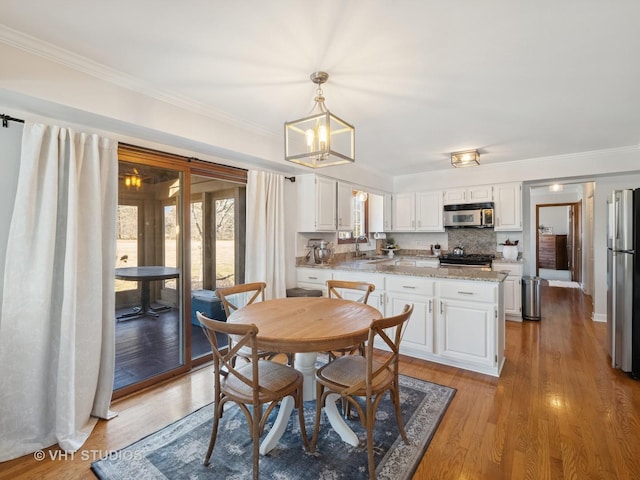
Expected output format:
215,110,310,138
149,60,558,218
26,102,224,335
306,239,333,264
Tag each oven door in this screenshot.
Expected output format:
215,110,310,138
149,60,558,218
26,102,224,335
444,209,481,227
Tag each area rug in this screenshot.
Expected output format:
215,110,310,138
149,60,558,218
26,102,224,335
92,375,455,480
547,280,581,289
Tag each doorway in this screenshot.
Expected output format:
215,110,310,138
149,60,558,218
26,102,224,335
535,202,582,282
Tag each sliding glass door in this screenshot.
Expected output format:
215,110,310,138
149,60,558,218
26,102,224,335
113,146,247,397
189,173,246,362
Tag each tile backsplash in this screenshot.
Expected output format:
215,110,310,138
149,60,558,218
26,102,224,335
447,229,496,254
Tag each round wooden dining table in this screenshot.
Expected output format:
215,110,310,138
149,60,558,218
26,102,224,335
228,296,382,454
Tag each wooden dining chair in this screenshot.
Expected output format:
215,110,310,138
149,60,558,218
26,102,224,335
215,282,288,365
326,280,376,360
196,311,309,480
311,304,414,480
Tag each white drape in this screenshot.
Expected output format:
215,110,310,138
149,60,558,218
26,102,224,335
0,122,118,461
245,170,286,299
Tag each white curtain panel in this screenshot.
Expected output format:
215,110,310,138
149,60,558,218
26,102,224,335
0,122,118,461
245,170,286,299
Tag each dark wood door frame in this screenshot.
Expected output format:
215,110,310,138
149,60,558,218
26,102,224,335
535,202,582,280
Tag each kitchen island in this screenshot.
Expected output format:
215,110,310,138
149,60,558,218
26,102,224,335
296,258,507,377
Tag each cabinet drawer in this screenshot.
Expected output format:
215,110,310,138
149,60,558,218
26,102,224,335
296,268,332,285
438,280,497,302
492,262,523,277
386,275,434,295
331,270,385,291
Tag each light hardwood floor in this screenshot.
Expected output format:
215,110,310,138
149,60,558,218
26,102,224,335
1,285,639,479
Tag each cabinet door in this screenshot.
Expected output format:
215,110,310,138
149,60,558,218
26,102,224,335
392,193,415,231
315,176,337,231
501,276,521,316
443,188,467,205
337,181,353,230
387,292,433,353
383,193,393,231
438,299,495,366
494,182,522,231
467,185,493,203
416,190,444,232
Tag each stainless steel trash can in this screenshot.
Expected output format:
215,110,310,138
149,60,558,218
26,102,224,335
522,276,542,320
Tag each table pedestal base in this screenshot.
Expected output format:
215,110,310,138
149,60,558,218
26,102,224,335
259,352,359,455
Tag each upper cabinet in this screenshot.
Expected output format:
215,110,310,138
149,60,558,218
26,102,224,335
416,190,444,231
297,174,336,232
443,185,493,205
494,182,522,231
337,181,354,230
391,193,416,231
391,190,444,232
368,192,392,233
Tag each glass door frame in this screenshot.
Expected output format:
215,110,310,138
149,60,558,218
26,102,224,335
114,144,247,399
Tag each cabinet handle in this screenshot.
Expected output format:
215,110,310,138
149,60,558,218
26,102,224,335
308,276,318,280
402,285,417,289
428,299,432,313
411,220,415,228
440,301,443,315
457,291,474,295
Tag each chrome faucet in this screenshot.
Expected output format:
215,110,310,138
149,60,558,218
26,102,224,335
354,234,369,257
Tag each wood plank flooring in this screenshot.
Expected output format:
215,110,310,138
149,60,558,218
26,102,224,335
1,284,639,479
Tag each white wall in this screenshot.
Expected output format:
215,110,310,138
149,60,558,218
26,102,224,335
539,206,569,235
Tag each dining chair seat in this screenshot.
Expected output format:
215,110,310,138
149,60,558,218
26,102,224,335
315,356,392,391
224,360,302,400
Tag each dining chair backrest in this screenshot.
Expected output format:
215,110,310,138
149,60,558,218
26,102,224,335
326,280,375,304
197,311,269,401
349,304,414,396
196,310,308,479
216,282,267,318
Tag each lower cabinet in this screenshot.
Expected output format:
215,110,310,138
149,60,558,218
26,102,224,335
295,267,332,295
328,270,385,312
492,261,523,321
437,280,503,376
385,275,435,355
297,267,506,377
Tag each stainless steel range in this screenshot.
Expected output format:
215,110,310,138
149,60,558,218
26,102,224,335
439,253,494,269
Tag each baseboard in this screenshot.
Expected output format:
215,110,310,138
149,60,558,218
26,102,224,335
592,312,607,323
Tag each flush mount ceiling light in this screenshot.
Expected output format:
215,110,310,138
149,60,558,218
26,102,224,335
451,149,480,168
284,71,355,168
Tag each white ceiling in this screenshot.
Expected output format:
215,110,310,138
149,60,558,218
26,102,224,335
2,1,640,176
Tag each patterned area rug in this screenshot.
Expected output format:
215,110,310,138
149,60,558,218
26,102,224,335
92,375,455,479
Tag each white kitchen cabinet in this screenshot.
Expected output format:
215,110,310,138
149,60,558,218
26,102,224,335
385,275,435,355
337,181,354,230
391,193,415,231
492,261,523,321
329,270,386,313
437,280,500,370
297,174,336,232
367,192,392,233
415,190,444,232
493,182,522,231
443,185,493,205
296,267,332,295
383,192,392,231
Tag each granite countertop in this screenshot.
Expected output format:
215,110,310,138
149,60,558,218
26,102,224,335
298,256,507,283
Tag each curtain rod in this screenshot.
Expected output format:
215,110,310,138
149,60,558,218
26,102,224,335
1,114,25,128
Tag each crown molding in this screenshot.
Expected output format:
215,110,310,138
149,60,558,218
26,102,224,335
0,24,276,138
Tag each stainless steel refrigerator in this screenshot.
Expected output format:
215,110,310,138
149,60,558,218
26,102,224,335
606,189,639,378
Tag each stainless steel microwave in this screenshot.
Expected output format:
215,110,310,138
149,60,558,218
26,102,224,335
444,202,494,228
